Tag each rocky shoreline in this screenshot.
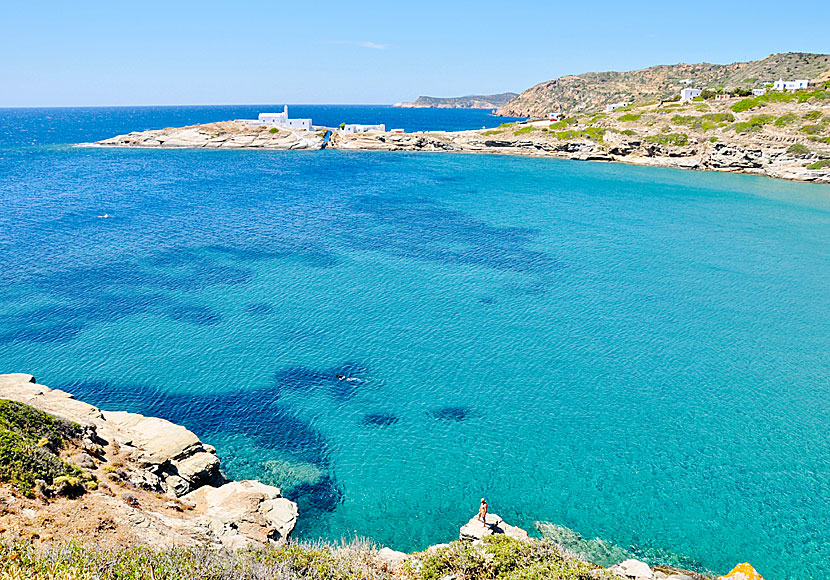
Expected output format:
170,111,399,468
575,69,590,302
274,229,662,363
1,373,766,580
89,107,830,185
0,373,297,550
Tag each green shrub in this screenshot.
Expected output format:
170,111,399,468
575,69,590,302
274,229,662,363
269,127,279,134
801,124,824,135
618,113,641,122
733,114,775,133
807,159,830,170
671,113,733,132
497,122,518,129
514,126,535,135
481,130,504,136
787,144,811,156
803,110,823,121
644,133,689,146
0,400,85,497
414,536,595,580
774,114,799,127
731,98,762,112
709,136,718,142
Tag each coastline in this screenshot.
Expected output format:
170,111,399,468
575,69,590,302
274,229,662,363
87,111,830,185
1,372,752,580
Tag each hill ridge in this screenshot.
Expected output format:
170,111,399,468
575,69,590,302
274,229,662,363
499,52,830,117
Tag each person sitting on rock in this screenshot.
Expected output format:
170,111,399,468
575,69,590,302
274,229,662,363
477,498,488,526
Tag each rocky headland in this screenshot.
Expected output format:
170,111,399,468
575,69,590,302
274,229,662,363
394,93,518,109
91,90,830,184
1,373,768,580
92,121,327,150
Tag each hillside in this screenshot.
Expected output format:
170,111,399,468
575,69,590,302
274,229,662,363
499,53,830,117
394,92,518,109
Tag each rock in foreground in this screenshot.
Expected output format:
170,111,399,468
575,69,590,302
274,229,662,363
0,373,298,550
459,513,530,542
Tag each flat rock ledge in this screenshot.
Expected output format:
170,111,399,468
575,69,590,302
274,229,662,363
92,121,325,150
459,513,530,542
0,373,298,550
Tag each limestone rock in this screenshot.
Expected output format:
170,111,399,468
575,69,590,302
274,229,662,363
184,480,298,548
377,547,408,570
0,373,295,549
610,559,654,579
459,513,529,542
175,451,221,487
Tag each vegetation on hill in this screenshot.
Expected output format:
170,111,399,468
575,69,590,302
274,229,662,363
0,400,91,497
0,536,607,580
499,53,830,116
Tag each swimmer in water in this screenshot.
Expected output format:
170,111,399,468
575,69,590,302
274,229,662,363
97,213,111,219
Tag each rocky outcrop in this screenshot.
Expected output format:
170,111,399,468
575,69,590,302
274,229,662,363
328,125,830,183
459,513,530,542
0,373,298,550
92,121,325,150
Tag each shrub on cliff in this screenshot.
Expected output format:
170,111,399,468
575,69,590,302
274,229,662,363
0,400,89,497
644,133,688,146
407,536,599,580
0,540,394,580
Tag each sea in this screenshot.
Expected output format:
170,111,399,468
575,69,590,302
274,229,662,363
0,105,828,580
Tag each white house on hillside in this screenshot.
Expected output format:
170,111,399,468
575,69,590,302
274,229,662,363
341,124,386,134
774,79,809,91
239,106,312,130
752,88,767,96
680,88,702,101
604,101,628,113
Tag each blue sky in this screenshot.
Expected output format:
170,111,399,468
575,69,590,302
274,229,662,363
2,0,828,107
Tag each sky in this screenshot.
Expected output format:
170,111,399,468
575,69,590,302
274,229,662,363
1,0,829,107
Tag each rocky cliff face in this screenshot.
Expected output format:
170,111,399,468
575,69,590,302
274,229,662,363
498,53,830,117
0,373,298,550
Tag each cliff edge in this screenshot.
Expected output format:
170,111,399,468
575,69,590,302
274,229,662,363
0,373,298,550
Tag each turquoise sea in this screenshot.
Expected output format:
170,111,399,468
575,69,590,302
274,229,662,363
0,106,828,580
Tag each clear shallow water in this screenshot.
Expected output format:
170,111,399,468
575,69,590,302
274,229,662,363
0,107,828,580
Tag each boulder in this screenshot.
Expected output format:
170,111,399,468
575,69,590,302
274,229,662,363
175,451,221,486
610,559,654,579
184,480,298,548
377,547,408,570
102,411,202,465
459,513,529,542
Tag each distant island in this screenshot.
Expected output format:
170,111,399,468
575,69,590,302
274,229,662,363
394,92,518,109
498,52,830,117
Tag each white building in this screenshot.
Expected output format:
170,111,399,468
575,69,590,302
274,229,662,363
239,106,312,130
752,88,767,96
680,88,702,101
680,78,693,85
604,101,628,113
773,79,809,91
341,123,386,134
